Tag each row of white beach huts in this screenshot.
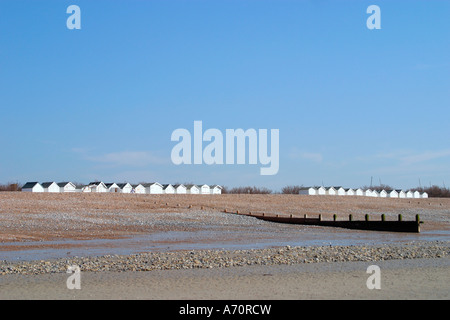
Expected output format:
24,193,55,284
299,186,428,198
21,181,223,195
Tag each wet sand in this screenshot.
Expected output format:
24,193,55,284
1,258,448,300
1,221,449,262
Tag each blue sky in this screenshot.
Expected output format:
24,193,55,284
0,0,449,190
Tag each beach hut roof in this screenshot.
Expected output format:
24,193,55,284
22,182,40,189
142,182,163,187
104,183,118,188
41,182,56,188
57,182,73,187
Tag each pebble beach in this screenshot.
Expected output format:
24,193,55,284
1,241,449,275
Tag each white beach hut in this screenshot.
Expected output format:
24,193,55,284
105,183,121,193
133,184,146,194
345,188,355,196
397,190,406,198
117,183,133,194
174,184,187,194
162,184,175,194
299,187,317,195
413,191,421,199
42,182,60,193
336,187,346,196
89,182,108,193
317,186,327,195
355,188,364,196
388,190,399,198
379,190,388,198
364,189,373,197
22,182,44,193
371,190,380,197
406,190,414,198
422,192,429,199
186,184,200,194
144,182,163,194
327,187,337,196
58,182,76,193
210,185,223,195
199,184,211,195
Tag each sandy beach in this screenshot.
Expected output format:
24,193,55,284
1,258,449,300
0,192,449,300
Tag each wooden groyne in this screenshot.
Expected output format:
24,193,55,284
228,211,423,233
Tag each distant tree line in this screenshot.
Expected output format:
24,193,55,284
413,185,450,198
0,182,22,192
222,186,273,194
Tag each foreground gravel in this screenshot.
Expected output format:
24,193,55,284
1,241,448,275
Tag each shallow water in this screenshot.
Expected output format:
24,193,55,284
1,225,449,262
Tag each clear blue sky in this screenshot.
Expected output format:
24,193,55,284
1,0,449,190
